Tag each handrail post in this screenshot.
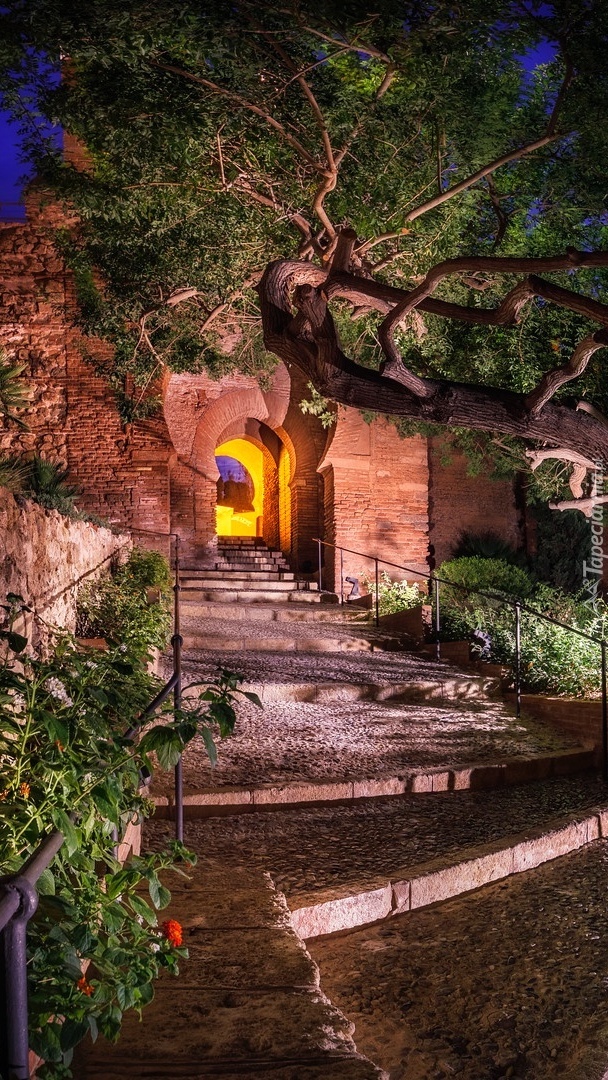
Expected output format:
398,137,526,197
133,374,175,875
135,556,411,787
172,535,184,843
374,559,380,628
0,877,38,1080
433,575,441,661
602,639,608,783
317,538,323,594
514,601,522,719
340,548,344,605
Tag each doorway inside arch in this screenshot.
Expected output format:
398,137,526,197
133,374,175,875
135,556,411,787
215,438,264,537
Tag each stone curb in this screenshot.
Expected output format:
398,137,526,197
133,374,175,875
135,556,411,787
181,634,404,654
179,675,502,704
151,747,596,816
289,805,608,939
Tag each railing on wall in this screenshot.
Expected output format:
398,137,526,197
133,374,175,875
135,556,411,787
0,528,184,1079
313,537,608,781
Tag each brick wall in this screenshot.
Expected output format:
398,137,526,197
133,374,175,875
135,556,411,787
0,192,174,538
506,693,603,755
319,409,429,591
428,437,523,565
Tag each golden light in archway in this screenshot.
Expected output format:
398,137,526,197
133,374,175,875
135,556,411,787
215,437,264,537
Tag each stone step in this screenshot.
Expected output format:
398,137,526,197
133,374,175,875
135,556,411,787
154,752,597,826
74,863,387,1079
181,576,296,591
182,569,296,582
178,601,363,622
180,588,328,604
180,632,390,653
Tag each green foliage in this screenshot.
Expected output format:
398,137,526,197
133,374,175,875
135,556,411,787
0,594,256,1076
0,453,31,492
25,456,82,515
437,556,607,696
1,0,607,427
362,570,422,616
450,531,527,567
0,348,31,428
299,384,336,429
77,549,173,656
528,504,592,593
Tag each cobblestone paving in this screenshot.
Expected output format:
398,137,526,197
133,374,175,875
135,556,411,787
308,840,608,1080
145,776,608,905
173,646,468,685
182,612,390,644
151,695,580,795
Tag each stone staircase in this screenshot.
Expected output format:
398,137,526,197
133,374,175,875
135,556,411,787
180,538,325,606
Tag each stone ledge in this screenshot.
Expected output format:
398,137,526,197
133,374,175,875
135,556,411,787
289,808,605,939
152,748,596,817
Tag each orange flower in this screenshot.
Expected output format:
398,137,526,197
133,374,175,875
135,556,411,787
0,790,8,802
55,740,65,752
18,782,30,799
161,919,183,947
77,976,94,997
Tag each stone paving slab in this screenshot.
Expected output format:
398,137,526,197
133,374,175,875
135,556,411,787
146,776,608,911
308,839,608,1080
75,865,386,1080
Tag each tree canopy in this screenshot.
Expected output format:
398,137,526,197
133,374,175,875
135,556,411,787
2,0,608,508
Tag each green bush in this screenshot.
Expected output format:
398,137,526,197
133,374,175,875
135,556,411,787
362,571,422,616
436,556,607,696
77,549,172,656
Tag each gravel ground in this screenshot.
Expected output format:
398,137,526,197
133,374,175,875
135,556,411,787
145,775,608,905
171,647,470,686
150,695,579,795
181,612,391,644
308,840,608,1080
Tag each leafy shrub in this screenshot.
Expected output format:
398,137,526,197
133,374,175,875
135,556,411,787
362,570,422,616
0,452,30,492
26,456,82,515
451,530,527,567
77,549,172,656
436,556,607,696
0,597,257,1077
0,347,32,427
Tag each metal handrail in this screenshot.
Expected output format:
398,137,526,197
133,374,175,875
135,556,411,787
313,537,608,780
0,527,184,1079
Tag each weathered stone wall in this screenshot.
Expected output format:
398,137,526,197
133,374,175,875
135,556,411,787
0,488,130,633
319,409,430,591
428,437,523,565
0,192,174,537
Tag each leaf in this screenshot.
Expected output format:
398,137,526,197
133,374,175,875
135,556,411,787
148,875,171,910
37,868,55,896
199,725,217,767
50,808,79,857
129,892,157,925
60,1018,90,1052
241,690,262,708
4,631,27,654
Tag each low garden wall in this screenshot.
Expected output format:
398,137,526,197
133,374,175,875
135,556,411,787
506,692,603,757
0,488,130,635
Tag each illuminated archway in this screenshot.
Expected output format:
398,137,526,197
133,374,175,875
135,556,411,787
215,437,264,537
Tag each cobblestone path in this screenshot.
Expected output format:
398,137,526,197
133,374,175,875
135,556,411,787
308,841,608,1080
142,602,608,1079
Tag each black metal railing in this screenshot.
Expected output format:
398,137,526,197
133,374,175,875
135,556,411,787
0,528,184,1079
313,537,608,779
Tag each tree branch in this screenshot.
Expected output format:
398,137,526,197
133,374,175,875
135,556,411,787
149,59,326,174
356,134,564,254
526,330,608,416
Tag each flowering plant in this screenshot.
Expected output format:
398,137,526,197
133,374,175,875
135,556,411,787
0,592,256,1077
